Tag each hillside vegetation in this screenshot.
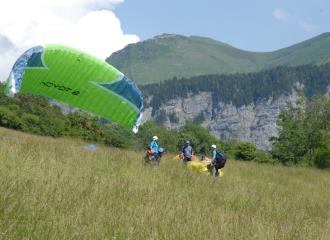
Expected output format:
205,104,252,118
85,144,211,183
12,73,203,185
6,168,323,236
1,127,330,239
0,82,273,162
3,80,330,168
0,84,274,164
106,32,330,84
140,63,330,114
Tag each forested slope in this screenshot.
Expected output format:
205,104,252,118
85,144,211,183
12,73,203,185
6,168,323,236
140,63,330,115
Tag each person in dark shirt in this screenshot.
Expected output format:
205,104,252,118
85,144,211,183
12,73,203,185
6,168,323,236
181,141,194,166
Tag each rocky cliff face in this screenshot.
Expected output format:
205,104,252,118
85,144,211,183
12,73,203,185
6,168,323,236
48,98,85,115
142,91,301,151
48,85,329,151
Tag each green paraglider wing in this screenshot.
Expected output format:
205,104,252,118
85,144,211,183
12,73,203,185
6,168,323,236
5,44,143,132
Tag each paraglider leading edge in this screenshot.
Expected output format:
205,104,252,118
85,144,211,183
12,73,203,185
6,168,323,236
4,45,144,133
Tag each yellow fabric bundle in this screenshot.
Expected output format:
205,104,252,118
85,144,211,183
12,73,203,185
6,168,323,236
187,161,223,177
187,161,210,175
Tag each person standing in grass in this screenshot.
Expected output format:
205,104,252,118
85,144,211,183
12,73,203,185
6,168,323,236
156,148,165,163
182,141,194,166
150,136,159,161
211,144,219,178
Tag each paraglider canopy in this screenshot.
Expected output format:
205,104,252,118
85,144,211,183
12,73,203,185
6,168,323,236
4,44,144,133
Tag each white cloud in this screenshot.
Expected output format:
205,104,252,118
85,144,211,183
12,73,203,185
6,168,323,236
273,8,318,33
0,0,139,81
297,20,318,32
273,8,291,22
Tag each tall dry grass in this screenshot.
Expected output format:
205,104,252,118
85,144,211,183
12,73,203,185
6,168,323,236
0,126,330,239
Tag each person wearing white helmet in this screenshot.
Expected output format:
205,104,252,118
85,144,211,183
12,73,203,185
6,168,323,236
211,144,219,178
149,136,159,162
150,136,159,152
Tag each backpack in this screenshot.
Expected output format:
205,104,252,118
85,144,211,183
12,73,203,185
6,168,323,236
214,151,227,169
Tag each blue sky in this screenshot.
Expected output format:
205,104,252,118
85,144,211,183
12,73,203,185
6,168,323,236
1,0,329,80
114,0,330,52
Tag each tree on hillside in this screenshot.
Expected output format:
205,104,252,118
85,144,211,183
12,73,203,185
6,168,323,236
270,94,330,165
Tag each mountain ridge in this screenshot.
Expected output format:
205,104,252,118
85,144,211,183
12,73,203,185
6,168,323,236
106,32,330,84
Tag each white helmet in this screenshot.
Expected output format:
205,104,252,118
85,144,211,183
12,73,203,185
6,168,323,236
211,145,216,149
153,136,158,141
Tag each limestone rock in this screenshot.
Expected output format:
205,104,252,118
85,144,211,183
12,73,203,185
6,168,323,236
142,91,300,151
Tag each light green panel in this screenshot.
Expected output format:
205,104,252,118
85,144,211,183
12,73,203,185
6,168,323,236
19,45,138,128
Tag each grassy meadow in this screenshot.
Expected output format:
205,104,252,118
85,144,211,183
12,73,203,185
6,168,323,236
1,126,330,239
